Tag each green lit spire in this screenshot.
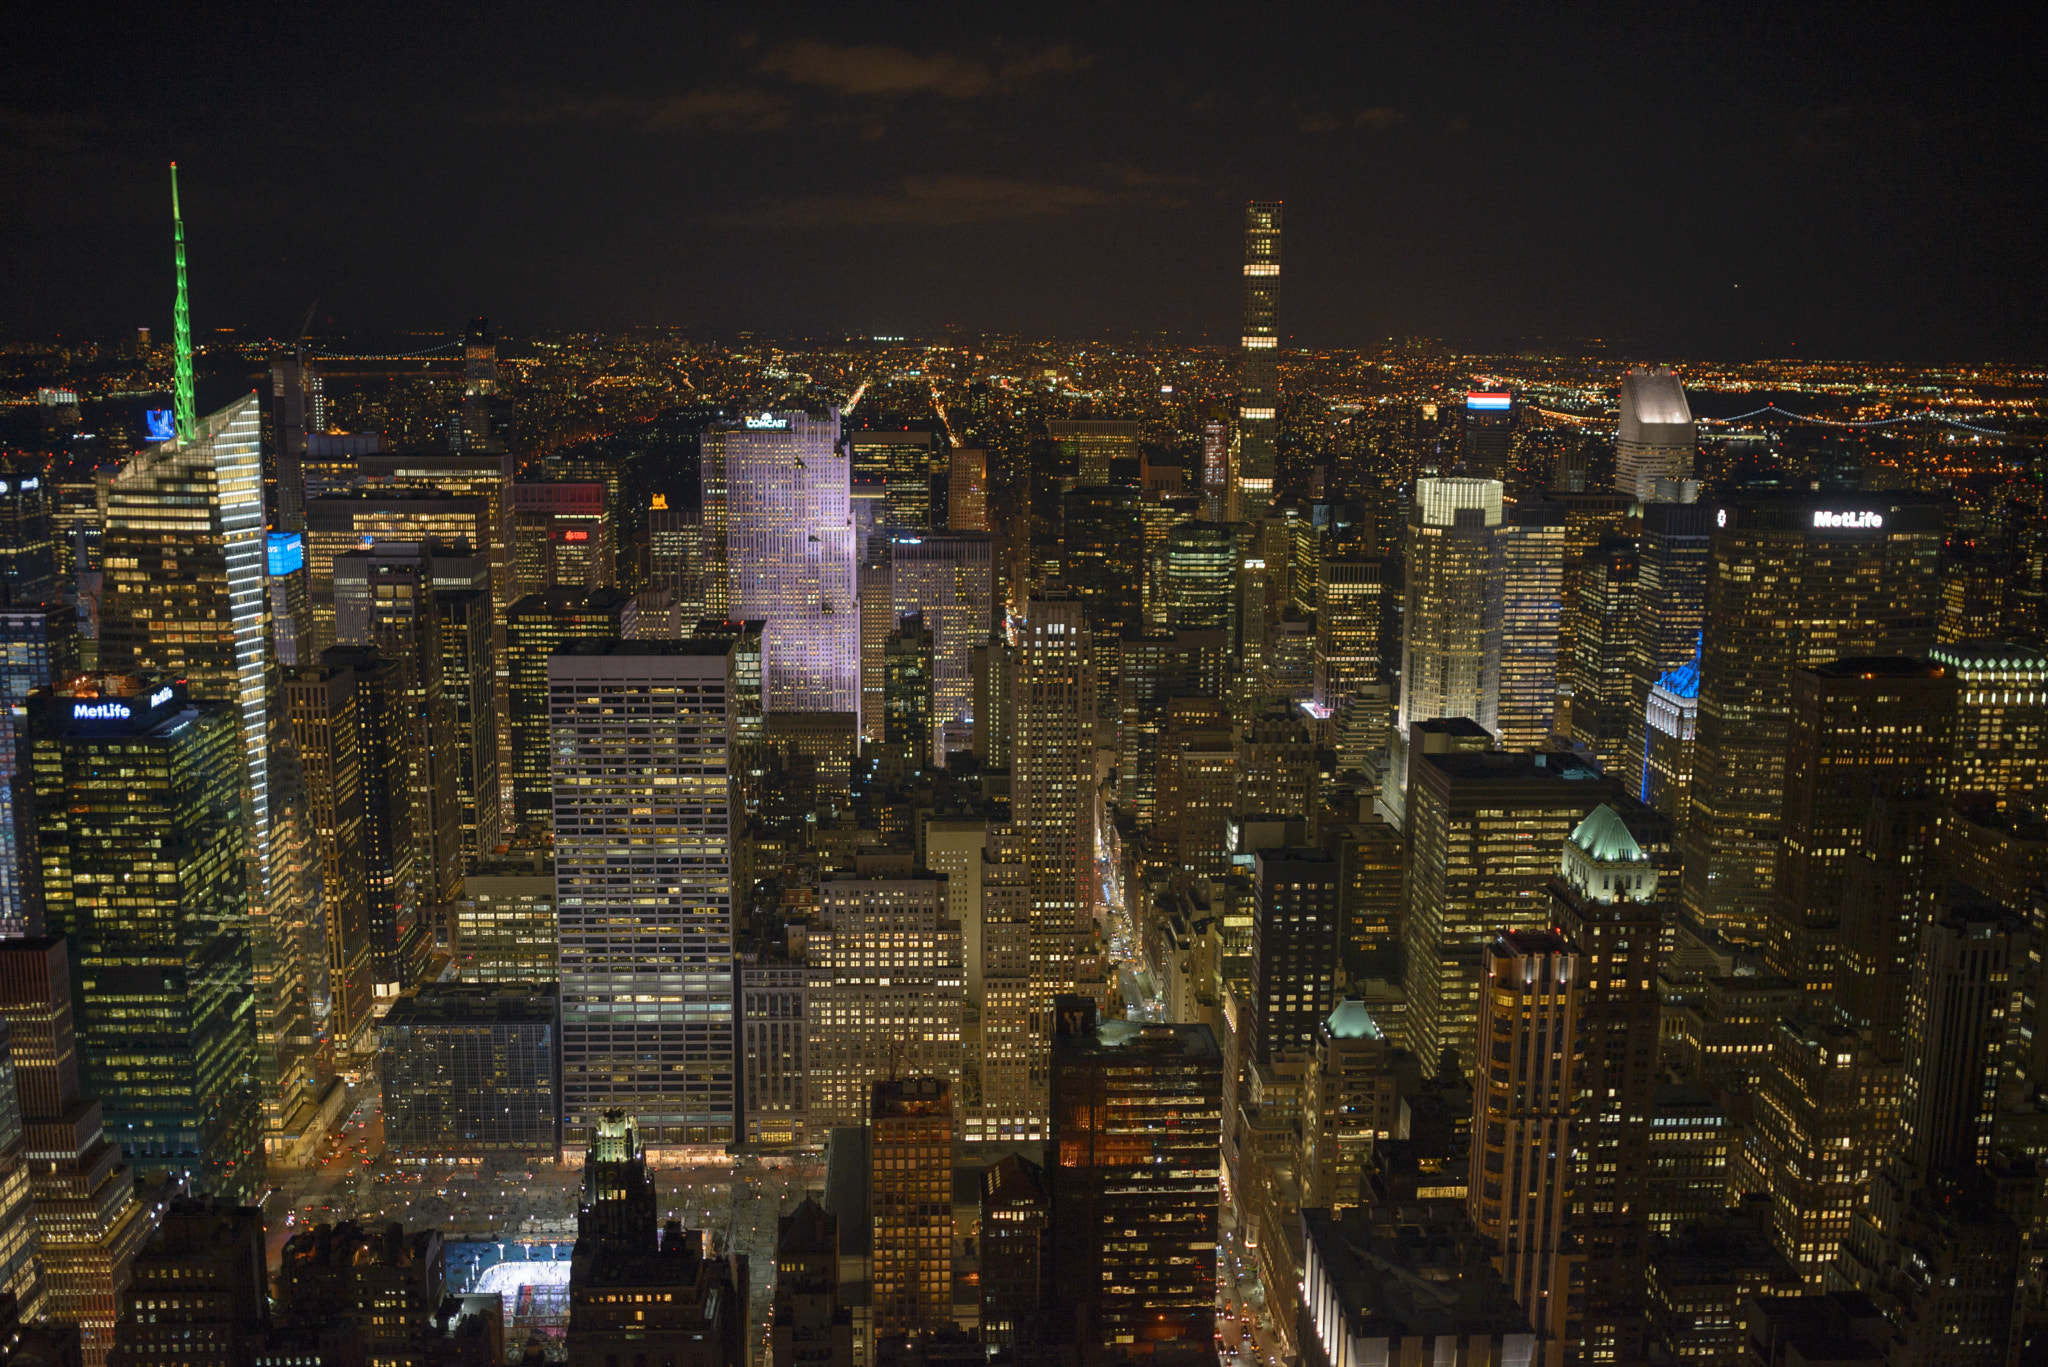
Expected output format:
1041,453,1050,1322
171,161,195,441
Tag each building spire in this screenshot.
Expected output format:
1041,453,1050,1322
171,161,195,441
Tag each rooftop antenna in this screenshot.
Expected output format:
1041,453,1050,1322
171,162,196,441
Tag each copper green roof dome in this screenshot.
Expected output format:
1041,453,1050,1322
1326,999,1383,1040
1569,803,1646,864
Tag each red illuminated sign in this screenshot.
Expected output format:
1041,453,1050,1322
561,529,590,542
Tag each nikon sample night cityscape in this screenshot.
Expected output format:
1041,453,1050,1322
1,7,2045,1366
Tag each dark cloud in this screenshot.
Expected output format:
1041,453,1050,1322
753,39,1093,98
712,174,1156,228
1355,107,1406,131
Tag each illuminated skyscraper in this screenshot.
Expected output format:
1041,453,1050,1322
1012,595,1097,1003
1614,368,1696,501
1397,478,1504,740
1929,641,2048,809
551,640,738,1148
1313,549,1385,717
282,662,377,1057
844,430,939,534
514,481,611,592
881,614,935,771
1047,996,1220,1360
1768,657,1955,999
429,541,501,867
506,588,627,831
805,877,962,1131
1496,501,1568,750
1623,503,1712,805
1401,750,1619,1075
888,532,993,761
1238,201,1282,521
100,391,320,1158
1048,420,1141,488
1548,806,1663,1366
1249,848,1341,1064
946,447,988,531
1060,485,1142,646
0,467,59,603
1162,521,1238,639
305,488,494,655
1640,652,1699,826
868,1078,956,1347
1563,535,1639,769
1683,494,1943,948
702,411,858,715
27,677,258,1197
1460,392,1515,481
0,600,76,937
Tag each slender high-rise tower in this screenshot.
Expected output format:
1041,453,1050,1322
1237,201,1282,522
169,164,195,442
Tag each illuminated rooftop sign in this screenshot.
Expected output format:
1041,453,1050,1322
267,532,304,577
1813,510,1884,530
72,701,131,721
743,413,788,430
1466,393,1512,411
145,409,177,441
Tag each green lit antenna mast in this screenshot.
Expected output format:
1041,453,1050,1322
171,161,196,440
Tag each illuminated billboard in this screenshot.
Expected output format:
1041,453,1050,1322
267,532,305,577
1466,393,1512,411
145,409,177,441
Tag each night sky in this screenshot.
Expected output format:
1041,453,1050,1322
4,4,2045,360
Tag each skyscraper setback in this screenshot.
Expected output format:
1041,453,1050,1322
1238,200,1282,522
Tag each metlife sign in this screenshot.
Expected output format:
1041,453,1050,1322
1812,510,1884,530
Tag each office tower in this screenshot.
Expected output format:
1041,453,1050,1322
770,1198,853,1367
764,711,856,809
807,877,963,1130
26,678,258,1196
1156,700,1237,882
506,588,627,831
1116,628,1228,825
1640,651,1700,827
1238,201,1282,521
889,532,994,758
979,1153,1049,1354
737,950,828,1150
1199,416,1229,522
268,354,310,532
0,1020,37,1320
969,828,1038,1142
1459,392,1515,481
106,1199,270,1367
1402,751,1618,1076
1645,1085,1734,1235
868,1078,955,1346
1930,641,2048,808
1625,502,1713,803
282,662,379,1052
1162,521,1238,641
453,860,557,982
1753,1011,1897,1284
1398,477,1504,740
319,646,428,997
0,600,76,937
1314,550,1385,717
1563,535,1638,769
0,469,59,602
1049,420,1141,488
335,539,464,906
946,448,988,531
857,553,891,745
1140,494,1201,629
455,317,505,451
429,541,501,867
1329,817,1403,980
702,411,858,713
1468,930,1580,1349
1684,494,1944,948
565,1115,749,1367
306,488,494,653
1248,849,1340,1066
647,497,703,616
102,392,322,1151
1300,1000,1407,1210
1048,996,1221,1359
0,938,150,1367
1237,697,1314,821
970,635,1014,769
1899,891,2024,1176
1615,368,1696,501
302,429,379,501
1548,805,1663,1366
379,982,561,1157
1013,595,1097,998
266,532,309,667
515,481,611,591
552,642,737,1148
1496,501,1568,750
355,448,517,809
880,614,935,770
1767,658,1956,1000
1061,485,1143,646
845,430,939,533
696,617,766,812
